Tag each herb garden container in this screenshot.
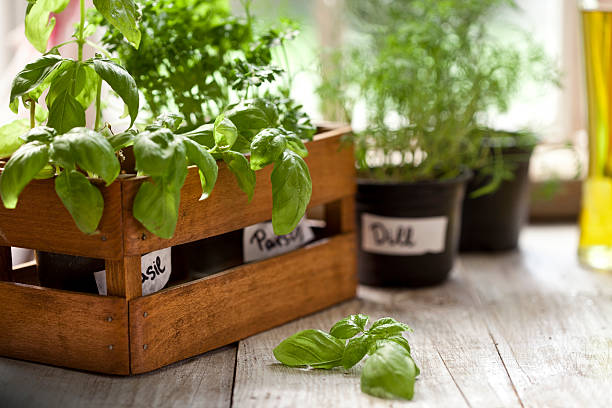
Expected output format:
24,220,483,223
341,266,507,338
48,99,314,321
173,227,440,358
356,172,470,287
0,125,356,375
460,144,534,252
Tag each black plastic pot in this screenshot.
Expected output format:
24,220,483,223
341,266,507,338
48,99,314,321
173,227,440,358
37,252,103,294
460,146,533,252
356,172,470,287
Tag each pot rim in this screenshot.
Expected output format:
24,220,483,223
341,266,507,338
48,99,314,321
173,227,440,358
357,168,472,188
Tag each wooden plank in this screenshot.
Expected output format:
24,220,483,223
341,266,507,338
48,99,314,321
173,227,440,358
0,179,124,259
122,127,356,256
459,225,612,407
0,345,236,408
0,246,12,281
129,233,357,374
105,256,142,300
0,282,130,375
326,195,356,234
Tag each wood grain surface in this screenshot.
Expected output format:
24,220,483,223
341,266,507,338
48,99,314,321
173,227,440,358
0,282,130,375
129,233,357,374
121,127,355,256
1,225,610,408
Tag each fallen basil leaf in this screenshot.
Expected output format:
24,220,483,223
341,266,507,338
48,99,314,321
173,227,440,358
54,169,104,234
342,335,371,369
369,317,413,338
274,329,345,370
0,141,49,209
361,342,417,400
330,314,370,339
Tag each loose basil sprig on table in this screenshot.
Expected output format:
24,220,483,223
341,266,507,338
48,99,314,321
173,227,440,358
274,315,420,400
0,0,140,234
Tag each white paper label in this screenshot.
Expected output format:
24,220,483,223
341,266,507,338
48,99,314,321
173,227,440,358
94,247,172,296
361,213,448,255
243,218,315,263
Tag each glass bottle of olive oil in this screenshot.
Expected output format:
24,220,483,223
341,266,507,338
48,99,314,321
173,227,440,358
580,1,612,270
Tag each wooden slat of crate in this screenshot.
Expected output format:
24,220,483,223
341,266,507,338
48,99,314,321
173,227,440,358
0,180,124,259
122,127,355,256
0,282,130,374
128,233,357,374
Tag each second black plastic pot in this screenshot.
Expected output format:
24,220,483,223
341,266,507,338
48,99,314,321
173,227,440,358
356,172,470,287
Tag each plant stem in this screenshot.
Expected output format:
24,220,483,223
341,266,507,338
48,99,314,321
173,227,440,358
77,0,85,61
94,76,103,130
29,100,36,129
281,42,292,90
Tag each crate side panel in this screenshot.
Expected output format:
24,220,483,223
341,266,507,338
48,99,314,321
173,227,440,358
123,128,356,255
0,180,123,259
129,233,357,374
0,282,130,375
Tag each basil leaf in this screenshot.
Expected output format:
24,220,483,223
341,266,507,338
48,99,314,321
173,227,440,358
183,138,218,200
0,141,49,209
25,0,71,52
183,124,214,148
361,342,417,400
50,128,120,185
330,314,369,339
154,113,183,131
284,132,308,158
134,128,185,178
91,58,139,127
342,335,371,369
226,100,275,141
213,116,238,151
93,0,141,48
369,317,413,338
107,129,136,151
271,150,312,235
47,63,98,110
222,151,255,202
54,169,104,235
133,178,183,239
46,90,86,134
21,126,57,144
0,119,29,158
10,53,64,105
273,329,345,370
252,98,279,125
250,128,287,171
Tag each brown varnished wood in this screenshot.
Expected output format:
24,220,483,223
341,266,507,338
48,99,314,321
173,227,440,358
128,233,357,374
0,246,12,281
105,256,142,300
0,282,130,375
325,195,356,234
122,127,355,256
11,260,38,285
0,179,124,259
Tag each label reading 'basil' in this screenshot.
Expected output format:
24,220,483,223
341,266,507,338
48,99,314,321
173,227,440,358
361,213,448,255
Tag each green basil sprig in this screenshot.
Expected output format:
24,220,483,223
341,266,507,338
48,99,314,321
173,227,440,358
274,314,420,401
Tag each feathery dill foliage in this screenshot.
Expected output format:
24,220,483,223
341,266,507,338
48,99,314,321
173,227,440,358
318,0,556,182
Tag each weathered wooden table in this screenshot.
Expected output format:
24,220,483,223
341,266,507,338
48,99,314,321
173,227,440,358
1,224,611,407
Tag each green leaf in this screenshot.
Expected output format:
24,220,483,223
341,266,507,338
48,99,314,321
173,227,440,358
107,129,136,151
54,169,104,234
46,90,86,134
0,120,29,158
133,128,185,178
154,113,183,131
222,151,255,201
250,128,287,171
284,132,308,158
330,314,369,339
9,53,64,105
273,329,345,370
252,98,279,125
0,141,49,209
360,342,417,400
25,0,71,52
93,0,141,48
183,124,214,148
47,63,98,110
133,178,183,239
49,128,120,185
183,138,218,200
271,150,312,235
91,58,139,127
342,335,371,369
369,317,413,339
21,126,57,144
213,115,238,151
226,100,277,141
35,104,49,124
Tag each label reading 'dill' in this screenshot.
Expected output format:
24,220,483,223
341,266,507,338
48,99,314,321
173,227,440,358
361,213,448,255
94,247,172,296
243,218,315,263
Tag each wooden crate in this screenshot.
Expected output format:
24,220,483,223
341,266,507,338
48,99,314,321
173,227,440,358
0,125,357,375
